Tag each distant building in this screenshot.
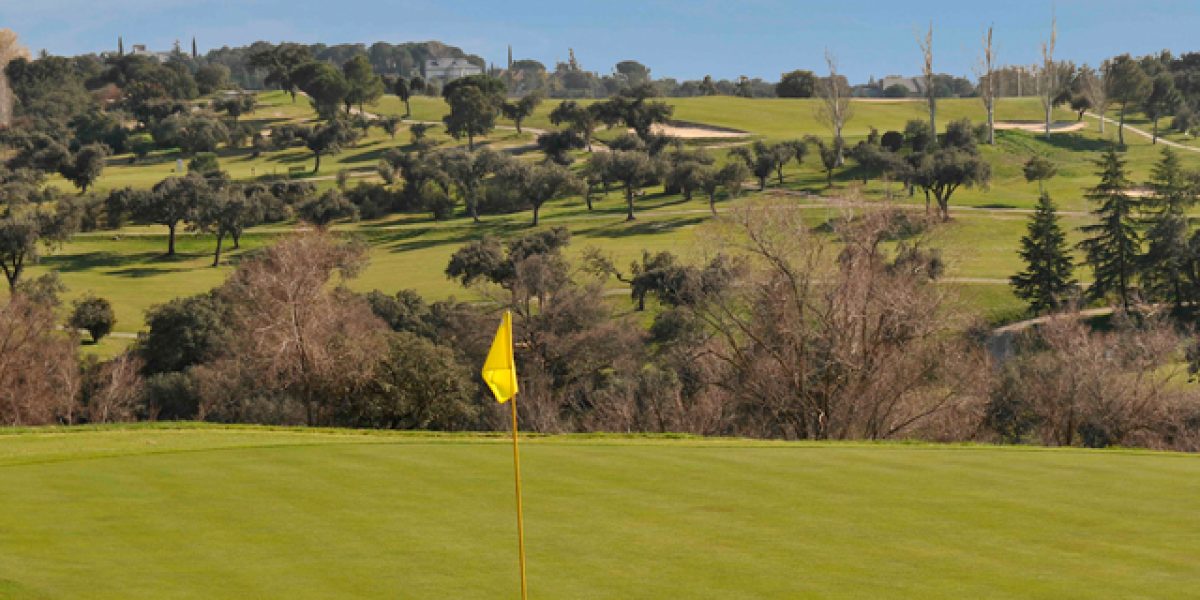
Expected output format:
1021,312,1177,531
129,44,172,62
877,75,924,95
423,58,482,83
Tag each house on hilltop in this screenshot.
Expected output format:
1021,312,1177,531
129,44,172,62
423,58,483,83
878,75,924,95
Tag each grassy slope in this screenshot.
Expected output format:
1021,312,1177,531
0,425,1195,599
28,93,1200,337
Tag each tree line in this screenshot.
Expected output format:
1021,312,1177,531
5,205,1200,451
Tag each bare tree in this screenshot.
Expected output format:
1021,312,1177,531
815,50,853,166
974,25,997,145
84,354,145,424
1078,63,1110,134
989,313,1188,449
0,29,29,127
0,292,81,425
1034,17,1061,138
918,23,936,138
194,231,389,426
680,201,986,440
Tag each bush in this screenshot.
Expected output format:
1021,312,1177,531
69,295,116,343
880,130,904,152
188,152,221,176
139,292,231,374
128,133,156,162
346,183,401,220
1172,106,1197,135
477,182,529,215
142,371,201,420
337,332,479,430
904,119,931,152
421,184,457,220
297,189,358,226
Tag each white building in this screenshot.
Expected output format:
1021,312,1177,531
878,75,923,95
423,58,482,82
129,44,172,62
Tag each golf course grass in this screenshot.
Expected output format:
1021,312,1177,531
21,90,1200,348
0,425,1195,598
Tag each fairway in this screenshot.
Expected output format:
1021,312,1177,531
0,426,1196,598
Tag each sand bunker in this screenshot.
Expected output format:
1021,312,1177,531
993,120,1087,133
647,121,749,139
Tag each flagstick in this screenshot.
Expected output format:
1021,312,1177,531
510,394,528,600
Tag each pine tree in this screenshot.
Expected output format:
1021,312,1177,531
1012,193,1078,312
1079,148,1141,311
1141,147,1197,307
1148,147,1195,215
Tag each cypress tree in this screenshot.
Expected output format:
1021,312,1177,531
1079,148,1141,311
1141,147,1197,308
1012,193,1077,312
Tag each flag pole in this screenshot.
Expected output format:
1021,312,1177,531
510,393,528,600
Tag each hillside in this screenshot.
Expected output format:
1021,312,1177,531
0,425,1194,598
21,91,1200,358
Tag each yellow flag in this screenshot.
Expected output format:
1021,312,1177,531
482,310,518,403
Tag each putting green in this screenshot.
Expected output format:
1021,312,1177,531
0,425,1195,598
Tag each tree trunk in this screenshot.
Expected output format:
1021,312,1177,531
167,223,177,256
758,176,766,191
313,152,321,173
531,203,540,226
928,97,937,140
987,100,995,145
709,194,718,216
1152,118,1159,144
404,99,411,117
467,133,474,151
468,197,481,223
212,232,224,267
232,230,241,249
625,186,636,221
515,118,522,134
3,265,19,292
1118,105,1126,145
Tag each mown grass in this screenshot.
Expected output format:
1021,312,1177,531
26,91,1200,337
0,424,1195,599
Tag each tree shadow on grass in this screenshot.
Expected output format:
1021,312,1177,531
579,215,709,239
41,251,205,275
370,227,483,253
339,144,403,165
109,266,199,278
1039,133,1114,153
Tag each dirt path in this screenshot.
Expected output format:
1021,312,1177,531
1084,112,1200,153
993,120,1087,133
991,306,1112,335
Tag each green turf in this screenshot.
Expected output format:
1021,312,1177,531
26,91,1200,336
0,425,1195,599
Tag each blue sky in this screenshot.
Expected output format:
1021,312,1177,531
2,0,1197,83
